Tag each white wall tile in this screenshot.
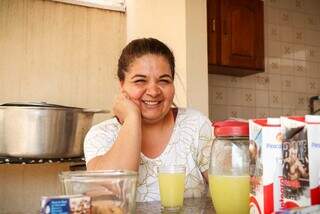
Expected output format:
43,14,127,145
305,46,318,61
267,6,279,24
212,87,228,105
282,108,296,116
294,60,306,76
293,44,306,60
281,43,295,59
241,89,256,107
268,24,281,41
292,12,306,28
256,90,269,107
279,26,293,42
282,92,296,107
306,62,319,77
280,58,294,75
209,86,214,107
266,0,281,7
305,0,319,14
267,57,281,74
305,30,318,46
293,76,307,92
295,109,309,115
281,75,294,92
239,75,256,89
307,78,319,94
269,74,282,90
228,77,243,88
269,108,283,117
305,14,319,30
255,74,270,90
293,0,306,12
279,0,294,10
209,74,230,87
292,28,305,44
278,9,292,26
227,106,243,118
268,41,282,57
269,91,282,107
242,107,256,119
227,88,242,105
256,108,270,118
294,93,308,109
211,104,228,121
316,47,320,62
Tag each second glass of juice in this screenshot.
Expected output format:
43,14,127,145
209,120,250,214
158,165,186,212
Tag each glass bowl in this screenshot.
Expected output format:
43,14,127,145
59,170,137,214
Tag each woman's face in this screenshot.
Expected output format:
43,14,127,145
120,54,175,124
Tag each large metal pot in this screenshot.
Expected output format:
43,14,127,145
0,102,109,158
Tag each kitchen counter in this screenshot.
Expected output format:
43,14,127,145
136,197,215,213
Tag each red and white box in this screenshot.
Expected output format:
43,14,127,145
249,118,282,214
305,115,320,205
280,116,320,209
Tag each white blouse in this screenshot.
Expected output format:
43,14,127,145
84,108,214,202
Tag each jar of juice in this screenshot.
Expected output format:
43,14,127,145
209,120,250,214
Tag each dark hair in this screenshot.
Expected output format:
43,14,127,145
117,38,175,81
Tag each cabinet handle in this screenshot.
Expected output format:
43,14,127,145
212,19,215,32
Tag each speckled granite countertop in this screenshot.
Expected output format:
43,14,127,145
136,197,215,214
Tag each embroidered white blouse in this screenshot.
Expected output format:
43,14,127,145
84,108,214,202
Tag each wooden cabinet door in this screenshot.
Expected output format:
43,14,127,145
221,0,264,70
207,0,218,65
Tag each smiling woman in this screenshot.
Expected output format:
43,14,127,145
84,38,214,202
119,54,175,124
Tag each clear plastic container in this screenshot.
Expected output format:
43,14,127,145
59,170,137,214
209,120,250,214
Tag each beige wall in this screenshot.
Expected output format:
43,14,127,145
186,0,209,116
0,0,126,123
0,0,125,213
209,0,320,121
126,0,209,115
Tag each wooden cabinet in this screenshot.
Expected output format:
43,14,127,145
207,0,264,76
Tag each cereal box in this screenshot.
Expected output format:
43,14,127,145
280,116,320,208
41,194,91,214
249,118,282,214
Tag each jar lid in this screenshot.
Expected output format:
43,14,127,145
213,119,249,137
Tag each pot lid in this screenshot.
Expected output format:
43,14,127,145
1,102,82,110
0,102,110,114
213,119,249,137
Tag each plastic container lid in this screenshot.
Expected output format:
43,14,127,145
213,119,249,137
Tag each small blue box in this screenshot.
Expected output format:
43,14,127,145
41,195,91,214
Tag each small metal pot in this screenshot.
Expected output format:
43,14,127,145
0,102,109,158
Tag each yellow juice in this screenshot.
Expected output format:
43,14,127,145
209,175,250,214
158,173,185,208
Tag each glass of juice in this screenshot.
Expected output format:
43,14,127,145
209,174,250,214
158,165,186,212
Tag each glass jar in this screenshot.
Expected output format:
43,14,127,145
209,120,250,214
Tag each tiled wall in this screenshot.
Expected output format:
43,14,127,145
209,0,320,121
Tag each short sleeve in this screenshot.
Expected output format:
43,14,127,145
83,119,120,164
197,116,214,172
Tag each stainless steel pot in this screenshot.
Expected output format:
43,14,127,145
0,102,109,158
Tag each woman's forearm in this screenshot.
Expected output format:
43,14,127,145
87,114,142,171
